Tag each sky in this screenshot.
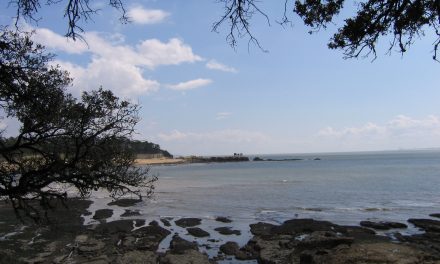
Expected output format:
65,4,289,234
1,0,440,156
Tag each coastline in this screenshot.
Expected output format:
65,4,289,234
1,199,440,263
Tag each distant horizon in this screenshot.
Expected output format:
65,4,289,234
171,147,440,158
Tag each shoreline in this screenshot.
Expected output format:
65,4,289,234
1,199,440,263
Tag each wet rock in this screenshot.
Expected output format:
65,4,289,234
168,234,198,254
116,250,157,264
132,224,171,251
84,255,109,264
121,209,141,217
295,231,354,250
161,218,172,227
430,213,440,219
360,221,407,230
108,199,142,207
408,218,440,232
95,219,134,234
187,227,210,237
161,249,211,264
219,241,240,255
175,218,201,228
215,216,232,223
249,222,277,236
92,209,113,220
135,219,146,227
214,227,241,236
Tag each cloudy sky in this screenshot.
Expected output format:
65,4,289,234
1,1,440,155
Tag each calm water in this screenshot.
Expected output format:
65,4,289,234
141,150,440,226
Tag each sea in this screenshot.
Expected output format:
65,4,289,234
83,149,440,259
141,150,440,226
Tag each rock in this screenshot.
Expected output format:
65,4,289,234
215,216,232,223
74,234,88,243
121,209,141,217
95,219,134,234
295,231,354,250
108,199,142,207
78,238,106,253
168,234,199,254
187,227,210,237
219,241,240,255
92,209,113,220
360,221,407,230
132,224,171,251
430,213,440,219
214,227,241,236
161,218,172,227
116,250,157,264
249,222,277,236
161,249,211,264
408,218,440,233
84,255,109,264
253,157,264,161
175,218,201,228
135,219,146,227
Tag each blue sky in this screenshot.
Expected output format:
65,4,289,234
1,0,440,155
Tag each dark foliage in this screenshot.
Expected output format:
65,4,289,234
0,28,156,221
214,0,440,59
123,139,173,158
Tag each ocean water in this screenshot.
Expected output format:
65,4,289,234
141,150,440,228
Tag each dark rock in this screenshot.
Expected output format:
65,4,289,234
107,199,142,207
187,227,210,237
116,250,157,264
253,157,264,161
168,234,198,254
161,249,210,264
219,241,239,255
408,218,440,232
149,220,159,226
131,224,171,251
161,218,172,227
214,227,241,236
360,221,407,230
295,231,354,250
92,209,113,220
175,218,201,228
430,213,440,219
215,216,232,223
95,219,134,233
249,222,277,236
83,211,93,216
121,209,141,217
135,219,146,227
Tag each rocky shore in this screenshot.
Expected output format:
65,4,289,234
1,199,440,264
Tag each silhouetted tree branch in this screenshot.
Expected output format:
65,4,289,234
7,0,440,59
0,28,156,221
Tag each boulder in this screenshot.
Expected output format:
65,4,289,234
408,219,440,233
214,227,241,235
108,199,142,207
360,221,407,230
168,234,199,254
121,209,141,217
161,249,211,264
175,218,202,228
215,216,232,223
92,209,113,220
187,227,210,237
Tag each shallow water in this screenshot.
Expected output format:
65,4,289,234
146,150,440,227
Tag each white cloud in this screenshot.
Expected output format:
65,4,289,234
127,6,170,24
317,115,440,151
167,78,212,91
216,112,232,120
158,129,269,143
31,27,203,96
206,60,237,73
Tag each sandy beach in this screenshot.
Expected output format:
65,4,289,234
134,158,186,165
